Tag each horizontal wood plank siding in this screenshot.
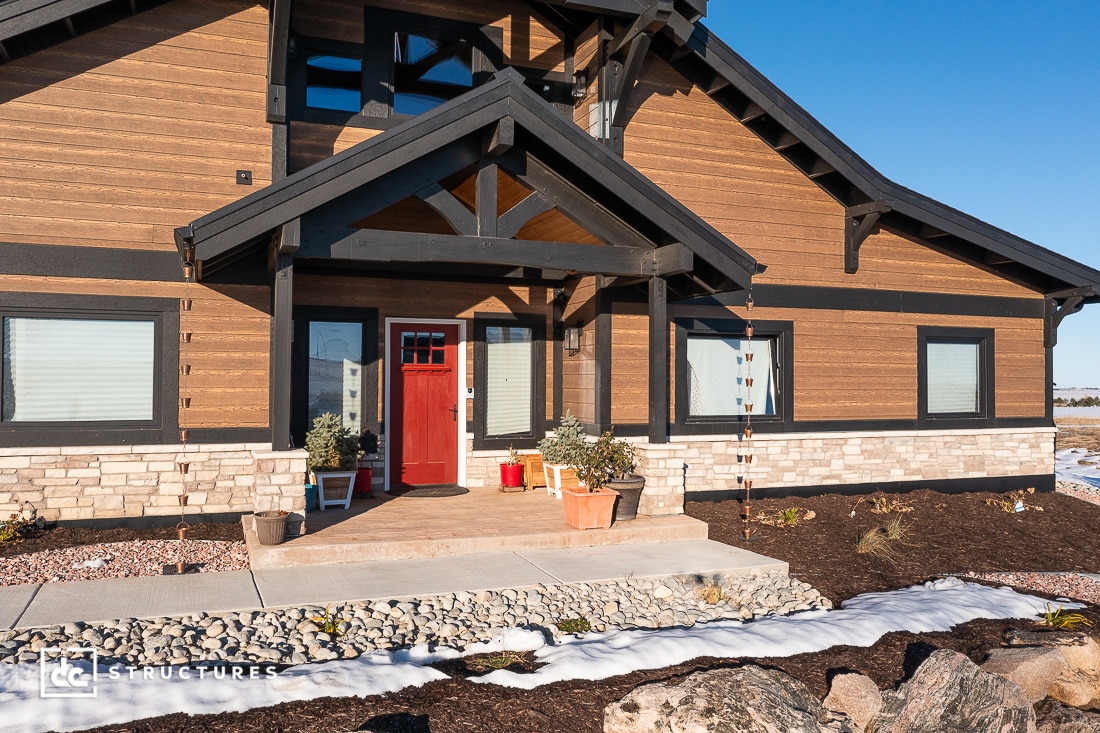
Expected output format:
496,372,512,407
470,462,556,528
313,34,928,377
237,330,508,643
289,122,382,173
0,275,271,429
623,58,1041,299
0,0,270,253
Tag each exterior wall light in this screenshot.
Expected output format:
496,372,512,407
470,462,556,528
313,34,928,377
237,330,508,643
564,325,583,355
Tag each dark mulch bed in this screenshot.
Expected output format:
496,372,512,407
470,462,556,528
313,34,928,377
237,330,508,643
0,521,243,558
65,488,1100,733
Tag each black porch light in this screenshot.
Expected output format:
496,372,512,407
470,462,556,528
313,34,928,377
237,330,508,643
564,324,583,355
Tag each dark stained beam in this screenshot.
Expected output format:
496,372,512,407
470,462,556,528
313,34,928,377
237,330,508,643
497,150,655,250
773,131,800,150
269,220,297,451
610,30,652,129
497,192,556,238
738,101,766,123
266,0,291,123
305,229,669,276
594,281,612,432
0,40,9,62
844,200,891,274
919,223,950,239
485,116,514,157
477,163,499,237
416,182,477,236
808,159,836,178
608,0,672,56
648,275,668,442
653,242,693,275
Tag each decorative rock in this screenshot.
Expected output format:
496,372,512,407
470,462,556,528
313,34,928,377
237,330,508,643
1034,698,1100,733
1048,635,1100,708
605,665,856,733
822,672,882,730
982,646,1068,703
874,650,1035,733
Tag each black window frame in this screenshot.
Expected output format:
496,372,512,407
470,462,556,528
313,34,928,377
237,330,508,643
674,317,794,434
0,293,178,447
288,9,504,130
917,326,995,427
473,313,546,451
291,306,380,448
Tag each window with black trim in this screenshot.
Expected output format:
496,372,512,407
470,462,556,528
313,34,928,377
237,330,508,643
674,318,793,431
918,326,994,424
473,315,545,450
290,10,503,128
0,293,178,448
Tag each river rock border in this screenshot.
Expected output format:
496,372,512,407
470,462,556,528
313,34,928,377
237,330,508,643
0,571,830,667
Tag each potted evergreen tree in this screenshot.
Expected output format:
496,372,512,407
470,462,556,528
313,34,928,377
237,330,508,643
537,413,587,498
305,413,361,508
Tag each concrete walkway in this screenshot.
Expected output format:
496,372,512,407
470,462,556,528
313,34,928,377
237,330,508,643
0,540,787,630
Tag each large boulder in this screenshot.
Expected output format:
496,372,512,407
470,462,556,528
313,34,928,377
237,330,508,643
823,673,883,731
871,650,1035,733
1003,630,1100,708
604,665,857,733
982,646,1069,703
1034,698,1100,733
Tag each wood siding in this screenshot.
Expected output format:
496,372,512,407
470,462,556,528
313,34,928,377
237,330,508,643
0,0,271,252
0,275,271,429
623,58,1042,299
295,275,554,425
289,122,382,173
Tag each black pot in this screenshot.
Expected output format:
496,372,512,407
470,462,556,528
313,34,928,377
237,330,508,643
609,475,645,521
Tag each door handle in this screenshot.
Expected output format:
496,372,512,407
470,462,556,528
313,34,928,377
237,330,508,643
451,404,458,422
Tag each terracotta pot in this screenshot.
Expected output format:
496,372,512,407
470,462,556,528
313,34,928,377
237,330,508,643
561,487,619,530
500,463,524,488
609,475,645,521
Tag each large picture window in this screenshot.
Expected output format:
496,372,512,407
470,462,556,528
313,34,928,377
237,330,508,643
473,315,544,450
2,316,156,423
918,326,994,424
674,318,793,432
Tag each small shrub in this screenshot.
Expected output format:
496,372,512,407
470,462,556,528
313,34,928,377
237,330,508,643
556,617,591,634
537,413,587,466
468,649,527,672
697,583,729,605
986,487,1043,513
304,413,360,472
753,507,815,527
855,528,898,562
310,605,343,636
867,494,914,514
884,516,907,541
0,512,33,543
1041,603,1093,630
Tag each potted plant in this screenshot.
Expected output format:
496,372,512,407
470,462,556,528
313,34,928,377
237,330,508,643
605,436,645,521
500,445,525,492
562,430,625,530
537,413,587,497
305,413,361,507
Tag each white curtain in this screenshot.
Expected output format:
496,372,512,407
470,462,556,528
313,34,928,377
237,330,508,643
687,336,776,416
3,318,155,422
486,326,531,436
927,341,979,413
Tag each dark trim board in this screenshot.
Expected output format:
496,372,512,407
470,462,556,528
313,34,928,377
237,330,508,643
687,473,1056,503
680,284,1047,319
0,243,184,281
472,312,547,450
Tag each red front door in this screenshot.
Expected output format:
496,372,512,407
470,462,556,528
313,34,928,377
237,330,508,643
389,323,459,486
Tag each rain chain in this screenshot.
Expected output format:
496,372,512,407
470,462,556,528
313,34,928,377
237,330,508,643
740,292,756,541
174,255,195,573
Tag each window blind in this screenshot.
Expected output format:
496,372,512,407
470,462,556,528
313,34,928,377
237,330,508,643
485,326,531,436
2,318,155,422
686,336,776,416
926,341,980,413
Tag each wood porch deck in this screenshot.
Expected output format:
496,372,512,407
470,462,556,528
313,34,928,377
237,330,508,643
245,488,709,569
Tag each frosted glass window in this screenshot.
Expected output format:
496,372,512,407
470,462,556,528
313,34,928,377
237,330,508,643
927,341,980,414
485,326,531,436
687,336,776,417
308,322,363,433
2,317,155,422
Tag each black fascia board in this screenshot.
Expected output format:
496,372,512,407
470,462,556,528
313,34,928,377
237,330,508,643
537,0,646,17
675,22,1100,295
0,0,112,40
184,68,757,290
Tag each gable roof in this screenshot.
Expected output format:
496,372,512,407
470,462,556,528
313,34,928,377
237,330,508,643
176,68,759,295
648,22,1100,300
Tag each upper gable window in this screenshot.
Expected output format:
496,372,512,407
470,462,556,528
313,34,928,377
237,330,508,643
290,10,502,129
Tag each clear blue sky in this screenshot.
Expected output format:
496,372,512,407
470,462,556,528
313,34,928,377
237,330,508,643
706,1,1100,388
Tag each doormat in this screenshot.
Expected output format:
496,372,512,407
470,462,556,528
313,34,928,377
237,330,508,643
389,485,470,498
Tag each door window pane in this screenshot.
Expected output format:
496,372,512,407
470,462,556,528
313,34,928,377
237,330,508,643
485,326,532,436
927,341,980,413
2,317,155,422
306,55,363,112
686,335,776,416
308,322,363,432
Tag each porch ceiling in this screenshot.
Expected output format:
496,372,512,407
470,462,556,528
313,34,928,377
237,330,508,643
176,67,759,297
